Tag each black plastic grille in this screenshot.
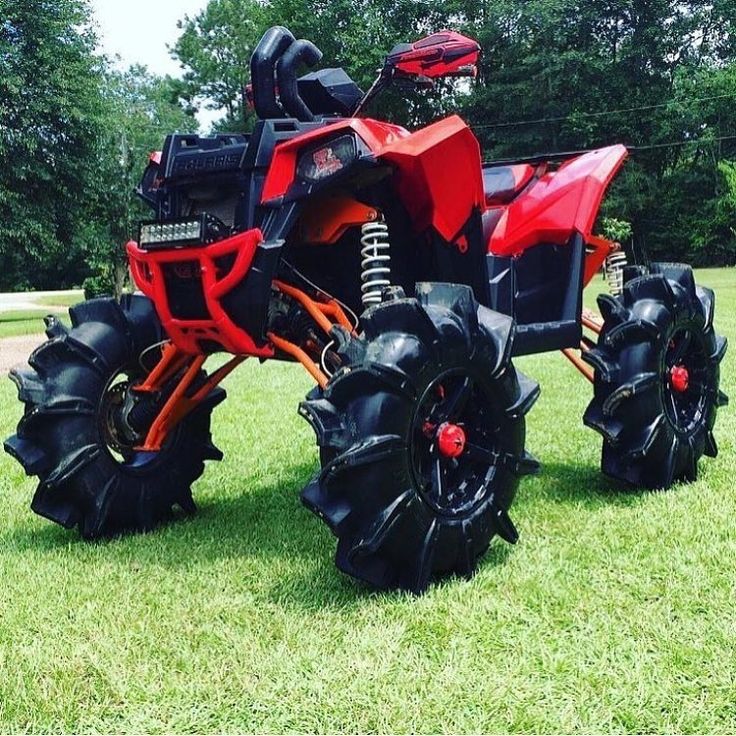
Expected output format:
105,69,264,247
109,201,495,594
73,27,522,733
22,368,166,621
162,261,208,320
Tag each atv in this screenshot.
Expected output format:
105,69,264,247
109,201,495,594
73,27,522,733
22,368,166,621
5,27,728,593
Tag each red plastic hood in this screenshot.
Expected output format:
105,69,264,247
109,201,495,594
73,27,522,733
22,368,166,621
260,115,484,243
489,145,628,257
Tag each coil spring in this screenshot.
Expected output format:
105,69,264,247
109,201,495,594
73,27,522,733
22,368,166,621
604,250,628,296
360,220,391,306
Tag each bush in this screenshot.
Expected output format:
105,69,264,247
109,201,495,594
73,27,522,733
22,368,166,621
82,274,116,300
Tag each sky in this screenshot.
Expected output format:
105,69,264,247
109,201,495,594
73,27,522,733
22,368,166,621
90,0,221,130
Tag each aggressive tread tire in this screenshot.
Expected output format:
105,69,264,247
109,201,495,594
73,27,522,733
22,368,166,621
4,295,224,538
584,263,728,489
299,283,539,594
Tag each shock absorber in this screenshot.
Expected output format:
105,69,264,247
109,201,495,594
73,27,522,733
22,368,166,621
360,219,392,306
604,250,628,297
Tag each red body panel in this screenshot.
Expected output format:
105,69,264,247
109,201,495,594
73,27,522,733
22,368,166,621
488,145,628,257
127,229,274,357
263,115,484,243
379,116,484,241
131,114,626,358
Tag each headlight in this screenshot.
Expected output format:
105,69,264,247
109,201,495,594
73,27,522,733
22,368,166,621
296,135,358,183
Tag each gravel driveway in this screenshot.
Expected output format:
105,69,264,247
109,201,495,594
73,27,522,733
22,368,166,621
0,334,44,375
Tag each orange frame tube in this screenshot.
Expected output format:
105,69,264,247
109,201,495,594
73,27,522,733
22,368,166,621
135,342,189,393
135,279,352,451
268,332,329,389
273,279,355,334
136,347,246,451
561,348,594,383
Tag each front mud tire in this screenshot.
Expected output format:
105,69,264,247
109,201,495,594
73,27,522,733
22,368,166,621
300,284,540,594
4,295,224,538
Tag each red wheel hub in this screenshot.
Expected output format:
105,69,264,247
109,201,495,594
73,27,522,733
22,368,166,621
670,365,690,393
437,422,466,459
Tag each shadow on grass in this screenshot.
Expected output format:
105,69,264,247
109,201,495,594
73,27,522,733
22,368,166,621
4,460,389,608
5,456,650,608
530,459,649,509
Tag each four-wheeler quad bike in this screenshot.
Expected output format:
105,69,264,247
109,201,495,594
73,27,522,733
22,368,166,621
5,27,728,593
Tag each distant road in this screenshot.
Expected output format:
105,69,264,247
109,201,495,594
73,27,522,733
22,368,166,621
0,289,81,312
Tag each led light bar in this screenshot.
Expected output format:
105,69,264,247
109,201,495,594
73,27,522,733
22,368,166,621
138,217,204,249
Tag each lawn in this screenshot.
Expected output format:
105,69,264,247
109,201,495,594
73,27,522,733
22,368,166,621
0,269,733,733
0,291,82,339
33,291,85,309
0,309,70,339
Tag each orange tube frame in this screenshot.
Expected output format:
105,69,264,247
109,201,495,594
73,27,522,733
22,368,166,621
134,280,351,450
272,279,355,334
268,332,329,389
561,347,594,383
136,353,245,451
559,306,603,384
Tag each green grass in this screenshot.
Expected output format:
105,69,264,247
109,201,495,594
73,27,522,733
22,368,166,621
0,268,733,733
0,309,71,339
33,291,84,309
0,311,53,339
0,292,81,338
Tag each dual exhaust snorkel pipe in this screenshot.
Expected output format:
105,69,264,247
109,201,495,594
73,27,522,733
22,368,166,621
249,26,323,121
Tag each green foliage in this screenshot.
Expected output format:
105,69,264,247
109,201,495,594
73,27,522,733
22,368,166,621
174,0,268,130
0,0,104,290
601,217,633,244
86,66,198,295
0,0,197,293
82,274,115,300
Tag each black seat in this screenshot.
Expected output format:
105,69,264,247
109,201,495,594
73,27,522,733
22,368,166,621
482,164,535,205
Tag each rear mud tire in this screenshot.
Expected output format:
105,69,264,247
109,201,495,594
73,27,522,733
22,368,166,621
4,295,224,538
584,263,728,489
299,284,540,594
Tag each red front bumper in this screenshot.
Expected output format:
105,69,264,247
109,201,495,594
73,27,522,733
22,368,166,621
127,228,275,357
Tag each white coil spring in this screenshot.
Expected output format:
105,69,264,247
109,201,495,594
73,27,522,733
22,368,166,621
360,220,391,306
604,251,628,296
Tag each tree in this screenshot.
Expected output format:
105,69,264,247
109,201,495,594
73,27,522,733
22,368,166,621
173,0,269,131
172,0,455,131
85,66,198,296
0,0,200,293
0,0,104,290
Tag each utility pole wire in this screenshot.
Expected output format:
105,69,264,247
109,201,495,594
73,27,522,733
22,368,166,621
483,135,736,166
469,92,736,130
630,135,736,152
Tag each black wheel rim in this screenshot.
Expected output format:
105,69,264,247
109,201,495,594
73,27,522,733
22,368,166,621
662,326,710,434
98,362,176,470
410,370,502,517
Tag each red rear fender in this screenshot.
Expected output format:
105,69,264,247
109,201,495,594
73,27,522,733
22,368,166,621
488,145,628,257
